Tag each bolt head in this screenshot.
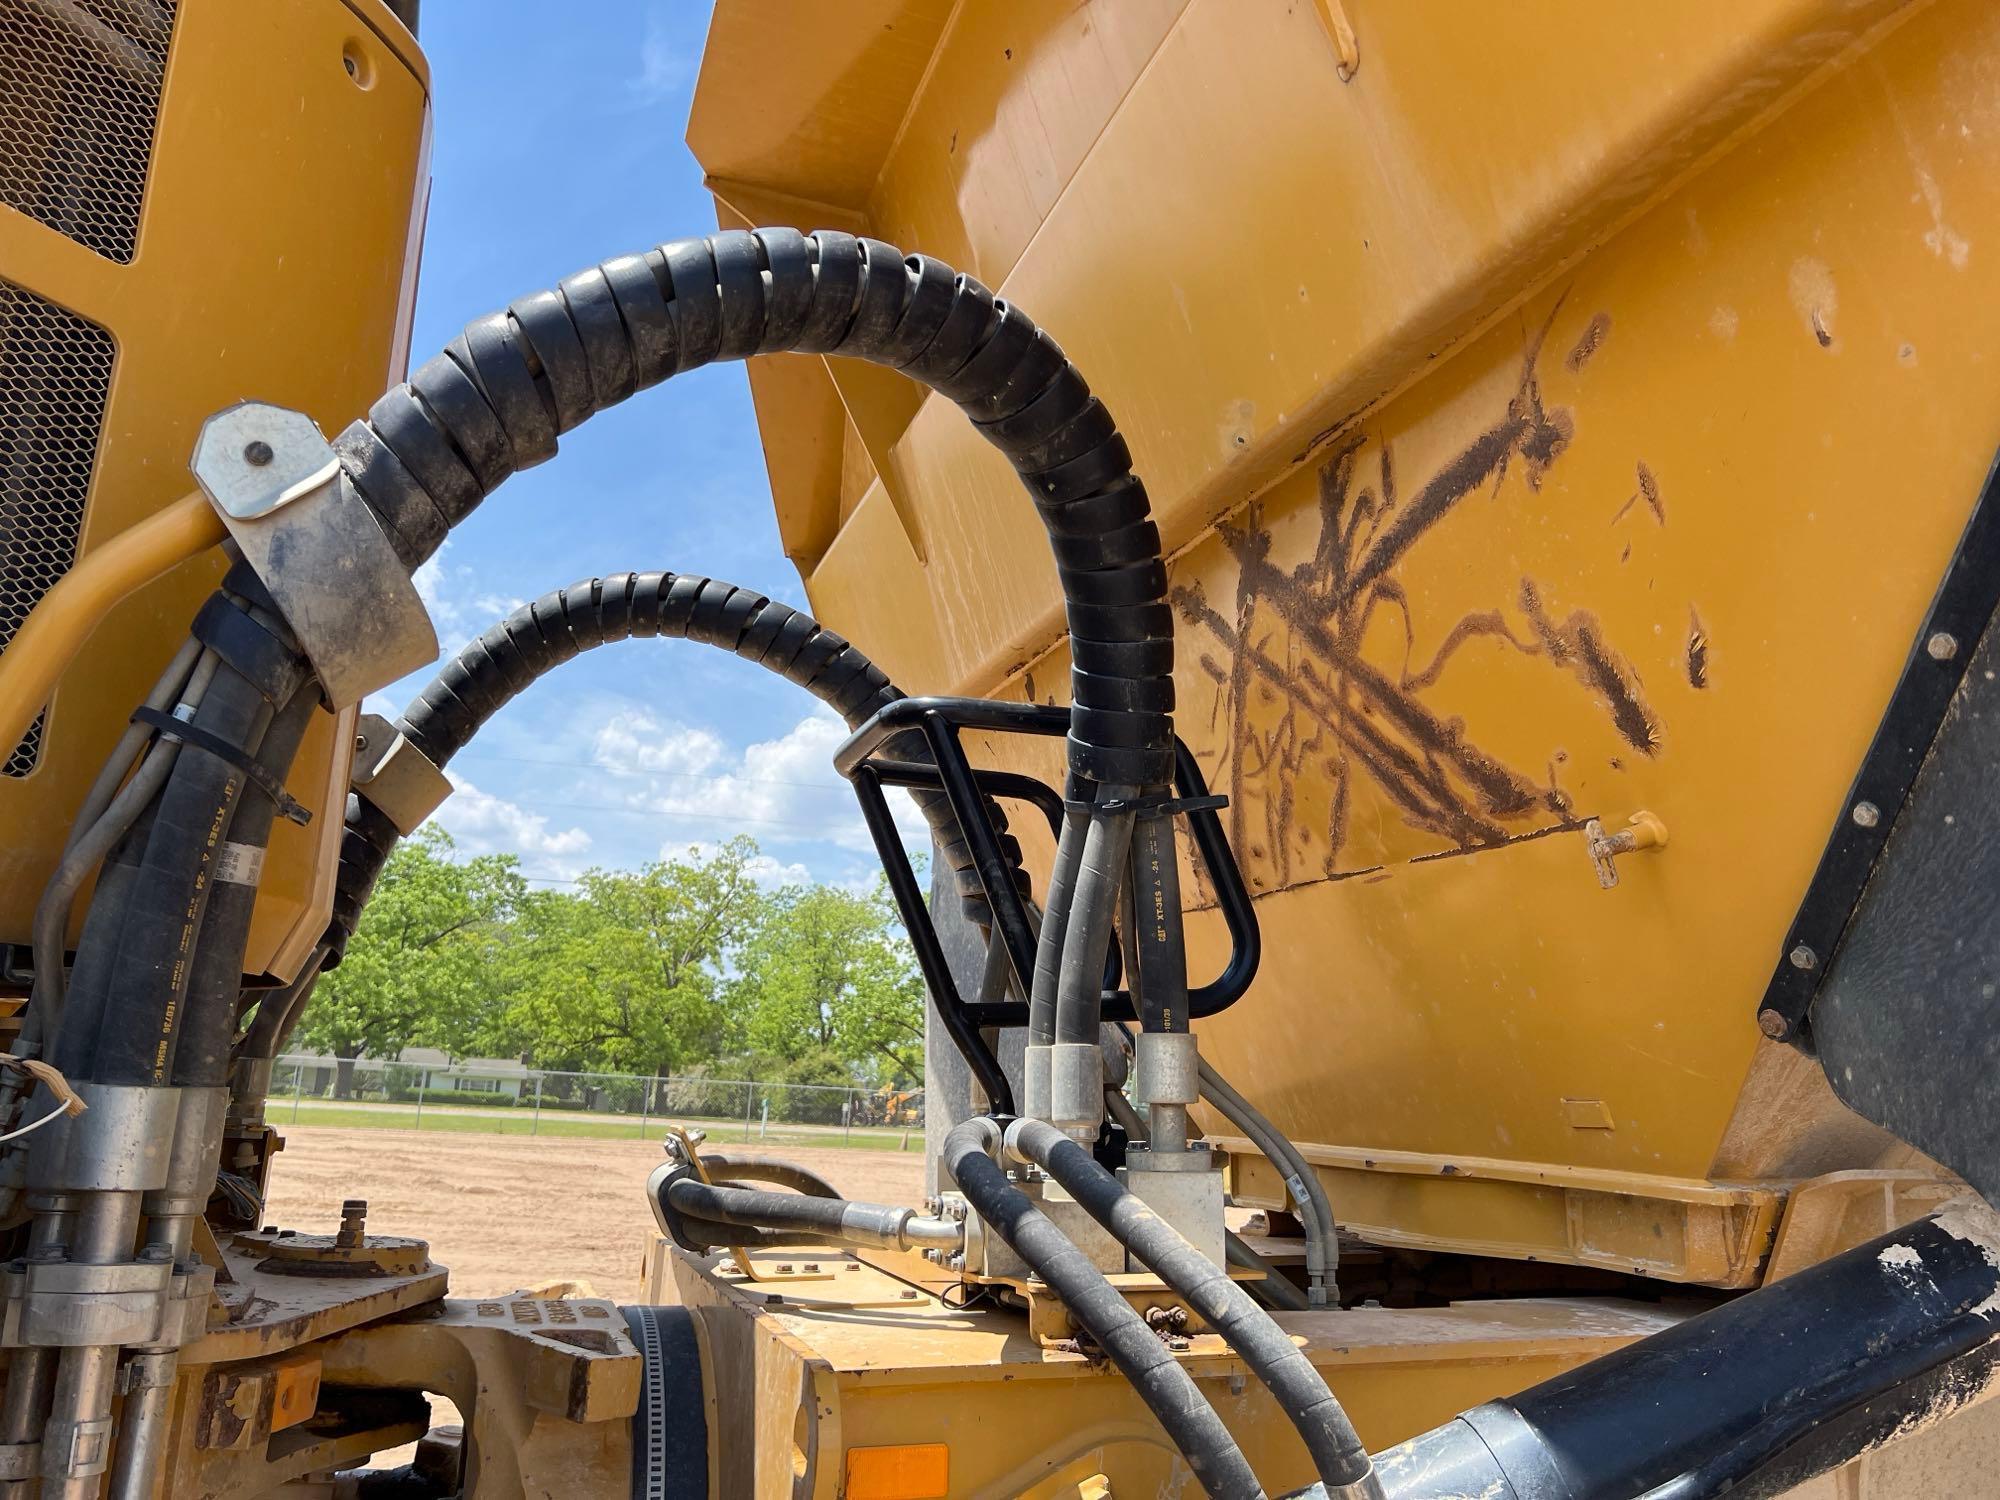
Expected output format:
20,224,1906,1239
1788,944,1818,972
1851,801,1881,829
1928,631,1960,662
1758,1008,1790,1040
243,439,274,467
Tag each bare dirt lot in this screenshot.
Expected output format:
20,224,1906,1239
262,1126,926,1301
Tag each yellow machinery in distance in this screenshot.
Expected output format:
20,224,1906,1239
1,0,2000,1496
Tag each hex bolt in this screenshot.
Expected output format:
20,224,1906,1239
336,1199,368,1249
1788,944,1818,972
1928,631,1960,662
138,1244,173,1264
1851,801,1881,829
1758,1008,1790,1040
242,439,274,467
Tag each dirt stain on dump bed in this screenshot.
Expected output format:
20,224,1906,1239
1173,301,1673,891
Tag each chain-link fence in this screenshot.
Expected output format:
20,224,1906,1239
266,1055,925,1152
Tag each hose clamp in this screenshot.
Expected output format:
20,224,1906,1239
351,714,453,836
191,402,438,710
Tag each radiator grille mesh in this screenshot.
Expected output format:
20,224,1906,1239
0,0,180,263
0,277,116,775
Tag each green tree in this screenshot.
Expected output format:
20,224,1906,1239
734,877,925,1084
298,826,524,1096
490,838,766,1077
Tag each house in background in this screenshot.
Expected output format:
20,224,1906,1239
396,1048,538,1101
281,1046,541,1102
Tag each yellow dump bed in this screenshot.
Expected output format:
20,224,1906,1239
691,0,1989,1283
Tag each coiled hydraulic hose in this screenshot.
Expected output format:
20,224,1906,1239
1008,1118,1379,1498
336,228,1174,789
31,227,1182,1500
331,227,1178,1114
943,1119,1262,1500
320,569,1028,967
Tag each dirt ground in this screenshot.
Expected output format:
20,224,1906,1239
262,1125,926,1301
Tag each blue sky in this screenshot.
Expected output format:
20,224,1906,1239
366,1,920,892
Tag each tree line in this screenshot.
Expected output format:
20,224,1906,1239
295,828,926,1100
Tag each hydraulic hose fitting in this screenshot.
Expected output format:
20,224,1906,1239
1048,1042,1103,1142
1022,1043,1054,1125
1135,1029,1200,1157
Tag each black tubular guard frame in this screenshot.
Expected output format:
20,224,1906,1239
839,696,1260,1105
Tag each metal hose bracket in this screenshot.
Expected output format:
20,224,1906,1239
188,404,436,710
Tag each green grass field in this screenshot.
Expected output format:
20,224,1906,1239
265,1096,923,1153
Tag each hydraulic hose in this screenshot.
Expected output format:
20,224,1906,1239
1028,805,1088,1048
335,228,1174,796
55,625,281,1086
236,948,324,1062
329,228,1179,1130
61,638,203,860
663,1178,960,1252
1372,1206,2000,1500
1008,1118,1378,1498
320,570,1028,964
943,1119,1262,1500
694,1153,839,1199
26,227,1182,1500
1108,1082,1309,1313
29,647,216,1041
1199,1058,1338,1310
1055,802,1136,1047
174,684,318,1090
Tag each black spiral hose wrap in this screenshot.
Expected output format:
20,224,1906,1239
332,228,1176,794
322,570,1030,962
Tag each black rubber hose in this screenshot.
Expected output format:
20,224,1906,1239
1372,1209,2000,1500
661,1178,953,1253
694,1153,839,1199
1011,1117,1374,1494
333,227,1176,796
173,684,318,1090
322,570,1027,961
1055,804,1134,1046
1028,804,1087,1047
942,1119,1262,1500
56,582,292,1086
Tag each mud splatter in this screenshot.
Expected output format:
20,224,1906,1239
1519,578,1661,756
1173,300,1663,886
1566,312,1611,373
1686,609,1710,690
1790,257,1839,350
1612,462,1665,527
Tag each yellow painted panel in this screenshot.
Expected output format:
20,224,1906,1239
863,0,1191,291
702,0,2000,1210
0,0,429,973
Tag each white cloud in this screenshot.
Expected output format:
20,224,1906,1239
592,710,727,779
631,7,691,103
435,773,592,881
599,706,930,853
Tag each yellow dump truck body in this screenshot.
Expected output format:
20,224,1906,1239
691,0,1993,1284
